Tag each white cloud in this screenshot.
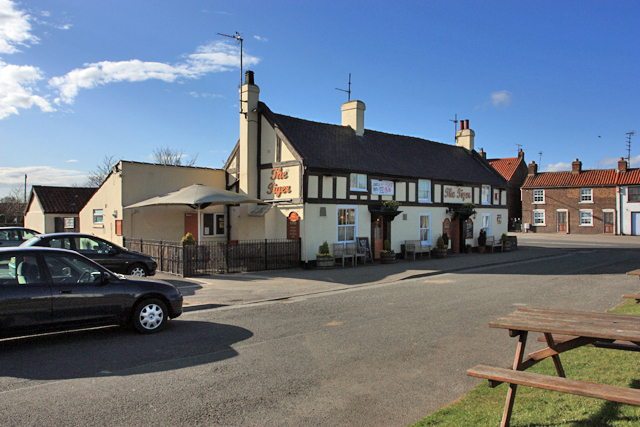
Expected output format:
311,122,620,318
0,166,87,197
254,35,267,42
476,90,513,110
0,0,39,54
0,60,55,119
65,159,78,162
541,162,571,172
50,41,261,104
630,155,640,168
597,156,619,168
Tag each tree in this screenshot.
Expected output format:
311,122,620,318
152,147,198,166
0,186,27,223
85,155,118,188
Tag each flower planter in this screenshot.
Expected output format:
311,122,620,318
316,257,335,269
380,252,396,264
503,242,512,252
433,248,447,259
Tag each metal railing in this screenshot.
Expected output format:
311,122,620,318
124,238,301,277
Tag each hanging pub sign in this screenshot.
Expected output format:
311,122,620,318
371,180,394,195
442,185,473,204
287,211,300,240
262,166,299,200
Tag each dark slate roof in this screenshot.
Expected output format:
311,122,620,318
31,186,97,214
264,104,506,186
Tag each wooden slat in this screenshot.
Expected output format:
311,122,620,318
626,269,640,277
489,308,640,342
467,365,640,407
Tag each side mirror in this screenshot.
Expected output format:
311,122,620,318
108,247,117,256
101,272,111,284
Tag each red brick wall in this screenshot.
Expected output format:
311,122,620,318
522,187,616,234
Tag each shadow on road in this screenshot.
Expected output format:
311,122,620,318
0,319,252,381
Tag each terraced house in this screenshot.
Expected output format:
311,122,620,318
522,157,640,235
224,71,509,264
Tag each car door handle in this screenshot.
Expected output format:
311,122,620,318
60,289,72,294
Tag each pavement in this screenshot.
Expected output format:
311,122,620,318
155,238,578,312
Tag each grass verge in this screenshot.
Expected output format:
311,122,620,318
410,299,640,426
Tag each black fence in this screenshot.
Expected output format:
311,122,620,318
124,238,301,277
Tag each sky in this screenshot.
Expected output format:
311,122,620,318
1,0,639,198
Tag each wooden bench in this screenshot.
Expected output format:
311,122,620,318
623,294,640,303
468,365,640,407
404,240,432,260
486,236,503,253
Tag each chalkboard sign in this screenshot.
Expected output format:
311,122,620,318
357,237,372,262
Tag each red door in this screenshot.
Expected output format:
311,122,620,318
373,217,383,259
604,212,614,233
557,212,567,233
184,213,198,243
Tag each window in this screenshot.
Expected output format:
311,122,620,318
418,180,431,203
93,209,103,224
337,207,357,242
481,185,491,205
74,236,114,254
533,209,546,225
350,173,367,191
42,252,102,284
533,189,545,204
419,213,431,244
481,213,492,236
580,188,593,203
0,254,40,285
629,187,640,202
579,210,593,226
203,213,226,236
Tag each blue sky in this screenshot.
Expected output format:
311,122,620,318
1,0,639,198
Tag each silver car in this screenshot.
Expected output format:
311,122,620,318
0,227,40,247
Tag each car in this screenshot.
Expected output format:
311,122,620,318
0,227,40,247
21,232,157,277
0,247,182,337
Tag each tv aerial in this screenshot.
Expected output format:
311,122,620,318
217,32,243,88
336,73,352,102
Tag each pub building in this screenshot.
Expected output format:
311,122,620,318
224,71,508,265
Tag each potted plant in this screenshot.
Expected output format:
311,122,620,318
501,233,511,252
433,235,447,258
181,232,196,246
382,200,400,211
316,241,335,269
478,229,487,254
380,239,396,264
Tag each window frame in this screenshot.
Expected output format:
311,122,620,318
349,173,367,192
533,209,546,226
419,213,432,245
629,187,640,202
481,185,491,205
481,213,492,236
533,189,545,204
579,209,594,226
93,209,103,225
579,188,593,203
418,179,432,203
337,205,357,243
202,213,227,237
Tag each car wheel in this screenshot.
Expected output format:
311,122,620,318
132,298,167,334
127,264,148,277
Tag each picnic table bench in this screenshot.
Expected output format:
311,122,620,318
404,240,432,260
622,270,640,302
467,307,640,426
485,235,503,253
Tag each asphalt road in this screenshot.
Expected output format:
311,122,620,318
1,243,640,426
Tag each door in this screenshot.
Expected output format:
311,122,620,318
0,252,53,332
632,213,640,235
373,217,383,259
184,213,198,243
43,252,125,323
604,212,614,234
557,211,567,233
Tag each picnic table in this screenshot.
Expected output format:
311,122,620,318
467,307,640,426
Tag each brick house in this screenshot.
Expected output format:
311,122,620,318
521,158,633,234
486,149,528,230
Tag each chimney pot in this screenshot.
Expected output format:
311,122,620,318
465,119,469,130
245,70,254,85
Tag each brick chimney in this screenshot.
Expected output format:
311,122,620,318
341,100,366,136
518,148,524,159
478,148,486,159
528,161,538,176
572,159,582,175
618,157,628,173
455,119,475,151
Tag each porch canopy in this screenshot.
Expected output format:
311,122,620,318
124,184,263,240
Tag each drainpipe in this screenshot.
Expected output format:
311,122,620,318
618,186,623,235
